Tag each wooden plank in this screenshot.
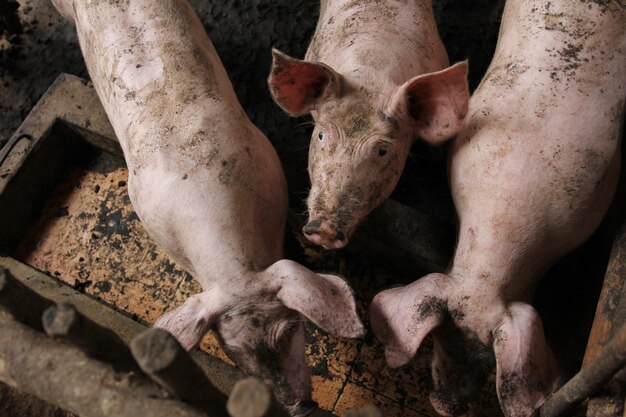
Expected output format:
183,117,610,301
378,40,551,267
0,266,53,330
131,328,229,417
43,302,140,372
226,378,290,417
0,256,239,394
0,312,210,417
0,256,336,417
584,221,626,366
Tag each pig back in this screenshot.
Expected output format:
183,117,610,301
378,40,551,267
306,0,448,86
448,0,624,290
70,0,242,156
69,0,288,275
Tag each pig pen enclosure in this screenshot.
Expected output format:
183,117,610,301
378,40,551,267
0,0,625,416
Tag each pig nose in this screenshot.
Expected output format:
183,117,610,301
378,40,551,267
302,219,347,249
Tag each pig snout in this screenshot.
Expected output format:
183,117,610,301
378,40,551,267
302,219,347,249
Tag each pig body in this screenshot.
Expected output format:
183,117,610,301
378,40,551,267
268,0,470,249
51,1,364,415
371,1,625,416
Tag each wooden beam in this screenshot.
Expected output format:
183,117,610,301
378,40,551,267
131,328,229,417
42,303,140,372
226,378,290,417
0,313,211,417
0,266,53,330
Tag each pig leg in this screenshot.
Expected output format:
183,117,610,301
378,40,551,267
493,303,560,417
370,273,448,368
154,289,227,350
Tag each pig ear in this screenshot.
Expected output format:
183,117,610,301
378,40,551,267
493,303,561,416
268,48,342,116
389,61,469,144
265,259,364,338
370,273,449,368
154,289,227,351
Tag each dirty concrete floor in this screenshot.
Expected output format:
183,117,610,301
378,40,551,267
0,0,611,416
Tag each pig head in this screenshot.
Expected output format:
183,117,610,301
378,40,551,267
156,259,364,416
268,51,469,250
371,273,560,417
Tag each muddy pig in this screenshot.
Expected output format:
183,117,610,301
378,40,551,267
50,0,365,415
370,0,625,416
268,0,470,249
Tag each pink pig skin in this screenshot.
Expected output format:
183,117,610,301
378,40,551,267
268,0,470,250
371,1,625,416
50,1,364,415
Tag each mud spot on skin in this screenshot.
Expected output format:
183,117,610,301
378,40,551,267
345,115,368,137
308,0,405,62
377,111,399,130
556,42,583,75
416,296,446,320
579,0,622,13
218,155,241,185
487,60,529,88
430,323,496,412
497,371,551,415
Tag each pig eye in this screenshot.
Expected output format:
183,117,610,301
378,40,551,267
378,146,388,157
318,131,325,141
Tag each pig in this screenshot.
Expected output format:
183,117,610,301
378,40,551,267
370,0,625,416
267,0,470,250
50,0,365,415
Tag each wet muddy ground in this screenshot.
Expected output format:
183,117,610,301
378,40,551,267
0,0,618,416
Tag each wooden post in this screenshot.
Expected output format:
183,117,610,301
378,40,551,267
540,323,626,417
130,327,229,417
42,303,140,372
0,266,53,330
0,313,210,417
226,377,290,417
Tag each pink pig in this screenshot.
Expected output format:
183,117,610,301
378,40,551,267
51,0,364,415
268,0,470,249
371,1,625,416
